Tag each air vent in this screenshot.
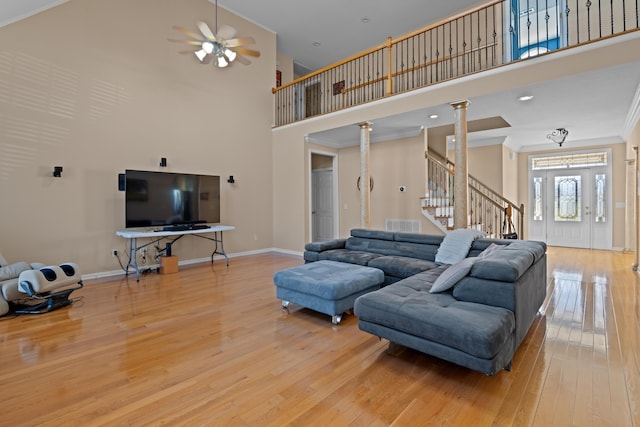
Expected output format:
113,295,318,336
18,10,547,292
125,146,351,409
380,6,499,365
385,219,420,233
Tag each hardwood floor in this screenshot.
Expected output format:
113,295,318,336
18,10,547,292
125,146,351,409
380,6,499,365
1,248,638,426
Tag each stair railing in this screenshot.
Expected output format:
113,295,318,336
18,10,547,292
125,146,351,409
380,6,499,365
424,151,524,238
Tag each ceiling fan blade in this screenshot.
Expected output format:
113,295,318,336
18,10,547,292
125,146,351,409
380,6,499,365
235,47,261,58
234,54,251,66
226,37,255,48
217,24,237,40
168,39,202,46
197,21,217,41
172,25,204,41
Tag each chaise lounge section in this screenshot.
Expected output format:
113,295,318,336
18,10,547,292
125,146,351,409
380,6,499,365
303,229,547,375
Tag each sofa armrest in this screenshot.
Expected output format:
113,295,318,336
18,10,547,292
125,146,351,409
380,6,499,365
454,255,546,347
304,238,347,252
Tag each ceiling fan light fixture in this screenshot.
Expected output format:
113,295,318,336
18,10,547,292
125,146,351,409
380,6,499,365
224,48,236,62
169,0,259,69
194,49,207,62
217,55,228,68
202,41,214,54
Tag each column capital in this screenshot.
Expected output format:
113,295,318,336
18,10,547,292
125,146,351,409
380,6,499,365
450,100,471,110
357,121,373,130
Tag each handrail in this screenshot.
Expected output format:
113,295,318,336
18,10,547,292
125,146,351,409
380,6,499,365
273,0,640,126
424,151,524,238
272,0,505,95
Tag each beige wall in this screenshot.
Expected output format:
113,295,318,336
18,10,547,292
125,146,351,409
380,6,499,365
337,134,441,237
468,144,503,193
0,0,276,275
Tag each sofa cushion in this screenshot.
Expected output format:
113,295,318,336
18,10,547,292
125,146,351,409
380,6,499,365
470,243,541,282
304,238,346,252
393,232,444,246
350,228,394,241
477,243,504,259
430,257,477,293
318,249,383,266
354,274,515,359
345,237,437,261
435,228,485,264
367,256,439,279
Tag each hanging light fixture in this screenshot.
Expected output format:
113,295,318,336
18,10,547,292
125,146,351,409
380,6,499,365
168,0,260,68
547,128,569,147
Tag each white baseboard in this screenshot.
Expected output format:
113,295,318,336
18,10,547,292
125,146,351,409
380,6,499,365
81,248,303,283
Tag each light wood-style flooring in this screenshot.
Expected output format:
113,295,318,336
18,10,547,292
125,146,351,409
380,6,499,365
1,247,638,426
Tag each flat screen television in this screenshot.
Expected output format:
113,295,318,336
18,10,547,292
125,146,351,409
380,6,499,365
125,170,220,228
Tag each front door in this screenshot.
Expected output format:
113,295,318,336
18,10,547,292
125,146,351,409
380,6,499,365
529,166,611,249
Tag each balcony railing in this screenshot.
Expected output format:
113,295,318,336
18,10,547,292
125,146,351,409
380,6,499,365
273,0,640,127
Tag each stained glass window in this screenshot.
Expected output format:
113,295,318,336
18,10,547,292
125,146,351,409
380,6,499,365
595,174,606,222
554,175,581,222
532,151,607,170
533,177,543,221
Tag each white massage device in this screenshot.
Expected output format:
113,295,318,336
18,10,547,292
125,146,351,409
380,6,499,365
0,254,83,316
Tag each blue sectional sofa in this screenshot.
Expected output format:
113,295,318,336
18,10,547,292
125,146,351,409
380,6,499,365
303,228,547,375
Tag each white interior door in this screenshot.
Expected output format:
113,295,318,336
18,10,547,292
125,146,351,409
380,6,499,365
312,169,334,241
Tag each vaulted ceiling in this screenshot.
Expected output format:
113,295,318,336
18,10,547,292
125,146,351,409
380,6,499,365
2,0,640,151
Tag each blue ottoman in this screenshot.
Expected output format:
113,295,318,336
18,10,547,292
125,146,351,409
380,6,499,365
273,260,384,325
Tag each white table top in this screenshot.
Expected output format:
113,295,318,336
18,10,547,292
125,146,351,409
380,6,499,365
116,225,235,239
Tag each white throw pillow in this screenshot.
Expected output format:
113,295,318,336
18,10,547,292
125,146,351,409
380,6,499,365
435,228,485,265
430,257,477,293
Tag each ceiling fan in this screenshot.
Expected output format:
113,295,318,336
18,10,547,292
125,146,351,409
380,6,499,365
168,0,260,68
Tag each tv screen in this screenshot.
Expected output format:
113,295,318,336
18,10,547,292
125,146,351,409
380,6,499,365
125,170,220,228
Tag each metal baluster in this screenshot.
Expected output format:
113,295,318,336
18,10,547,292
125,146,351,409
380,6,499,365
545,0,550,51
462,15,467,74
576,0,580,43
526,0,531,55
565,3,571,45
587,0,592,40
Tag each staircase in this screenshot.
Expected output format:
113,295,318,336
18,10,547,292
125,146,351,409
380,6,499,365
422,152,523,238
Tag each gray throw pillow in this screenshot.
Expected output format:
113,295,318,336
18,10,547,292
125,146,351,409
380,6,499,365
430,257,477,293
435,228,485,264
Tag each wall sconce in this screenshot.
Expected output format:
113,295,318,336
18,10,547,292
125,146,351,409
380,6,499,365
547,128,568,147
53,166,63,177
159,157,167,167
227,175,235,184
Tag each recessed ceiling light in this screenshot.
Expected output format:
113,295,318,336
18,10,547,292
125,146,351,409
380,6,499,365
361,17,371,23
518,95,534,102
312,41,321,47
429,114,438,119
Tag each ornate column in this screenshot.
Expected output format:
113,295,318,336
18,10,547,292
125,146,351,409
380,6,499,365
358,122,372,228
451,100,470,229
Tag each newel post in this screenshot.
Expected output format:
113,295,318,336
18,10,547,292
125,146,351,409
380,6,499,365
386,37,393,96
